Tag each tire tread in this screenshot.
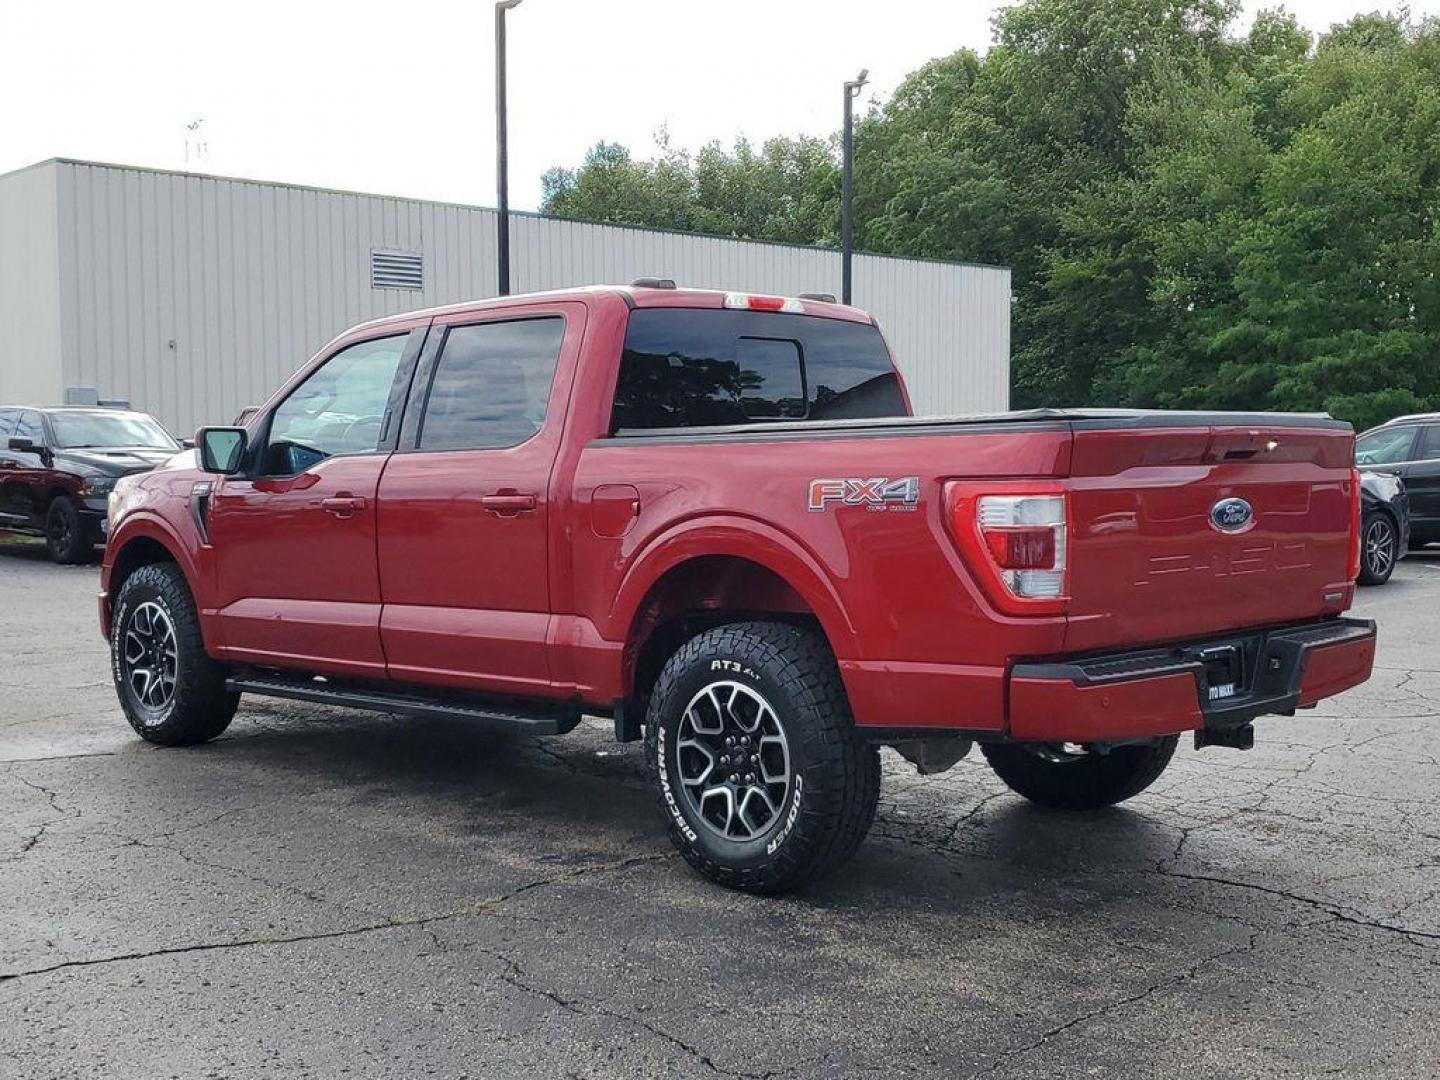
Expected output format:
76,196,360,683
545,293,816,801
644,621,879,894
112,562,237,746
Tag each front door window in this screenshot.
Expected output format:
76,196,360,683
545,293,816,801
266,335,409,474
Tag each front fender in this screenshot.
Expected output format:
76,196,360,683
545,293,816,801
100,512,208,640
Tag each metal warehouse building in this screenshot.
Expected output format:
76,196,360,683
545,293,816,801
0,158,1010,435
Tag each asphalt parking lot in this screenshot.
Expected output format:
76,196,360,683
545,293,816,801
2,537,1437,1079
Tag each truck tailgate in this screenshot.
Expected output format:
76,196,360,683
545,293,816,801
1064,422,1357,653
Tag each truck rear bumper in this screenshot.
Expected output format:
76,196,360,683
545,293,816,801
1007,617,1376,743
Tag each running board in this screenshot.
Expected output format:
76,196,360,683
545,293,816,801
226,674,582,735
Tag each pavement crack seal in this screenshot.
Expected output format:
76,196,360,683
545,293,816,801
966,931,1263,1078
0,851,669,985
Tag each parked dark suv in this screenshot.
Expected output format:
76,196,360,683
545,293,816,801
0,407,180,563
1356,414,1440,552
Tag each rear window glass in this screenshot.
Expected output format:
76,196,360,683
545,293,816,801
610,309,906,432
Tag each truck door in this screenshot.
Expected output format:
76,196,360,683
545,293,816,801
207,328,424,677
376,302,584,697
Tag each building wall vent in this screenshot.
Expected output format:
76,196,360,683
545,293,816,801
371,249,424,291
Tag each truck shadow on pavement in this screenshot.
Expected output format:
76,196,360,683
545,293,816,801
162,704,1183,915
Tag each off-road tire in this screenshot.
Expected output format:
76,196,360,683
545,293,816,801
111,562,238,746
644,622,880,894
45,498,91,564
1357,510,1398,586
981,736,1179,810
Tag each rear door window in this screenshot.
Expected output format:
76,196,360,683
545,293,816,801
0,410,16,439
1415,425,1440,462
417,317,566,451
611,309,905,432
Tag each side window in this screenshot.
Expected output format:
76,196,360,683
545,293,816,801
417,317,565,451
266,335,408,474
1355,426,1417,467
16,411,44,442
1415,425,1440,462
0,410,16,439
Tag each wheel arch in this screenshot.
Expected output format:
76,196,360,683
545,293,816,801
615,518,858,709
105,518,199,632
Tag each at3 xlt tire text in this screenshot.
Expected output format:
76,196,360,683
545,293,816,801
644,622,880,894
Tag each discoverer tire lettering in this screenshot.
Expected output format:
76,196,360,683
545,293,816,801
643,622,880,894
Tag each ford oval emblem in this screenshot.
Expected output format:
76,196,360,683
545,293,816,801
1210,497,1255,534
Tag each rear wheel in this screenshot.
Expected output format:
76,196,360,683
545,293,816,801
45,498,91,564
981,737,1178,810
644,622,880,894
1357,510,1398,586
111,562,238,746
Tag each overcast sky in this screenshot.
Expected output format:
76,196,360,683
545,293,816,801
3,0,1434,211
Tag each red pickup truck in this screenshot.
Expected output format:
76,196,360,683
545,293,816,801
101,284,1376,892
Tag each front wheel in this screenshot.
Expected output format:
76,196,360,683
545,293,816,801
111,562,238,746
644,622,880,894
46,498,91,564
981,737,1178,810
1357,511,1398,586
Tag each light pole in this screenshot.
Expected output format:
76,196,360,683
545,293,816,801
841,69,867,306
495,0,524,296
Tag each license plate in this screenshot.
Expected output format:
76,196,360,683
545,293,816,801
1207,682,1237,702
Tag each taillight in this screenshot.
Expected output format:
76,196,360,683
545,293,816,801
723,291,805,314
1347,466,1362,580
944,482,1069,616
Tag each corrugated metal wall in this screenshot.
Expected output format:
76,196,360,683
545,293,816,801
0,162,64,405
38,160,1008,434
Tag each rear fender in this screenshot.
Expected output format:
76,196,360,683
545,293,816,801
611,515,858,662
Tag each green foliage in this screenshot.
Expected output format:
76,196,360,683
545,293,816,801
540,2,1440,429
542,128,841,245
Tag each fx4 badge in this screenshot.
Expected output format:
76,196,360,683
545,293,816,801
808,476,921,513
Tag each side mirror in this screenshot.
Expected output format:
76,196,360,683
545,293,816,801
8,437,41,454
196,427,247,474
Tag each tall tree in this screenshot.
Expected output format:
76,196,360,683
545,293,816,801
540,2,1440,429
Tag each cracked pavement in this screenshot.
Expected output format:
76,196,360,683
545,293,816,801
2,535,1437,1078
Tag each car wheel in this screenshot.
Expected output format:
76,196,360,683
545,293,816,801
1357,511,1398,586
644,622,880,894
981,737,1178,810
45,498,91,564
111,562,238,746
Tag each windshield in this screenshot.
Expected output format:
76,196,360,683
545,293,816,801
48,412,179,451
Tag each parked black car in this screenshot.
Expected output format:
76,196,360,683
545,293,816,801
1355,470,1409,586
0,407,180,563
1356,414,1440,552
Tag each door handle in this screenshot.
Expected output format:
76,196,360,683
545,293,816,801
481,492,537,516
321,495,367,517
